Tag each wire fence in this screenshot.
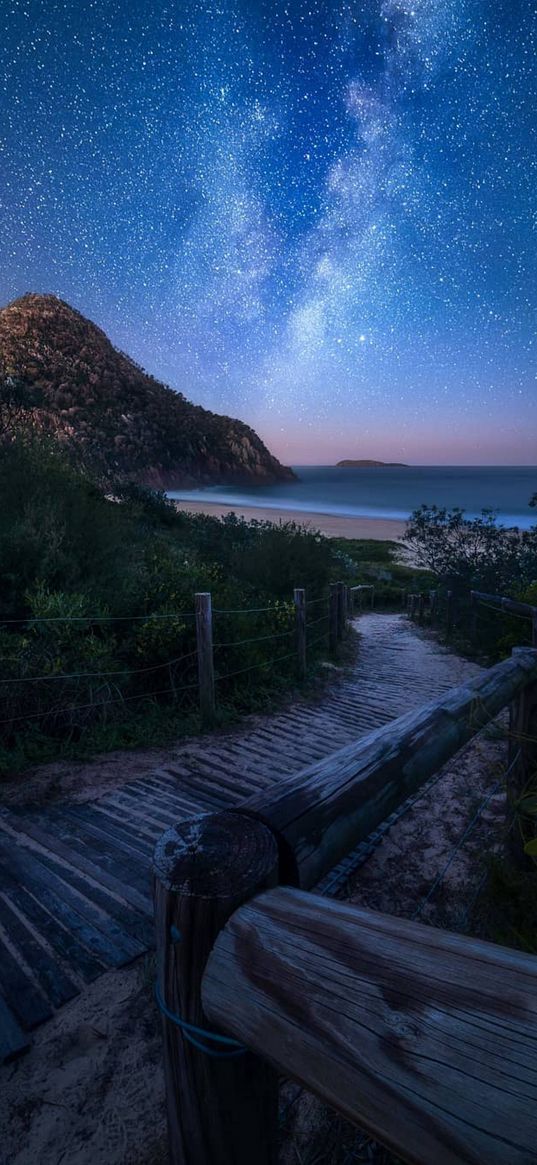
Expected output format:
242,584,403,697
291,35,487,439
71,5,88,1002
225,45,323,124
0,585,353,737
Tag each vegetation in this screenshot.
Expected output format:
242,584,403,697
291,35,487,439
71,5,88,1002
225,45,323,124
0,436,352,773
332,536,433,606
404,504,537,659
0,293,294,488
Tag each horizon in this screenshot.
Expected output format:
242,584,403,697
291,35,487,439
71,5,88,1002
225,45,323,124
2,0,536,465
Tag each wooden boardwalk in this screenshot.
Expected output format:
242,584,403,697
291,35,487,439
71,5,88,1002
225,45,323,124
0,613,480,1061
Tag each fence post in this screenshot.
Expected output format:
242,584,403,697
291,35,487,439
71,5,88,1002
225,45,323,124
532,611,537,649
329,583,339,656
429,590,436,622
153,811,280,1165
195,591,215,729
346,585,353,620
336,581,346,640
417,593,424,623
507,648,537,866
294,587,306,681
370,586,375,609
446,590,453,639
470,591,478,641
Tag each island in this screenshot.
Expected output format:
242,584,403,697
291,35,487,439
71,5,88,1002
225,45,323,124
336,459,409,468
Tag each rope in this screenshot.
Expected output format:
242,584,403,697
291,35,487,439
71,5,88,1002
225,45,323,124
411,760,518,921
477,600,532,623
154,982,245,1059
213,604,280,615
306,614,329,629
213,628,293,651
0,648,198,685
216,648,298,682
0,679,199,726
0,610,196,625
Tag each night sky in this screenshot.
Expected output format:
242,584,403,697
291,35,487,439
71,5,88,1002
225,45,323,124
1,0,536,464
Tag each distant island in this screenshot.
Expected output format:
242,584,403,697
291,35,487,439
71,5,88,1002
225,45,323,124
336,459,409,468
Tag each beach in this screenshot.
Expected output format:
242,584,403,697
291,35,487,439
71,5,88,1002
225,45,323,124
174,499,407,540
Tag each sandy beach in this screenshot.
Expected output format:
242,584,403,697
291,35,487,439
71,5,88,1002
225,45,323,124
174,499,407,540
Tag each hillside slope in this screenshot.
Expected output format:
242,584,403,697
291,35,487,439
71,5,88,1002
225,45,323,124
0,294,294,487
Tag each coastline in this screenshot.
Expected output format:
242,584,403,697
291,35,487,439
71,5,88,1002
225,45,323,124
174,499,407,541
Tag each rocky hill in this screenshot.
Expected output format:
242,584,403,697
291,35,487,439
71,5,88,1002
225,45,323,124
0,294,295,488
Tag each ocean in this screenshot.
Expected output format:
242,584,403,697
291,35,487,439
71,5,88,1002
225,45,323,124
167,465,537,530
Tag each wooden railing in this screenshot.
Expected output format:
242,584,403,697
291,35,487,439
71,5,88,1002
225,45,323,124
471,589,537,647
406,587,537,646
153,646,537,1165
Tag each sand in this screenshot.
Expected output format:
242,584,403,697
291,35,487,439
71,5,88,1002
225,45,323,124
174,499,407,541
0,725,508,1165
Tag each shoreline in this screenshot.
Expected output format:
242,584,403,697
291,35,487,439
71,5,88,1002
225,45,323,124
173,499,407,540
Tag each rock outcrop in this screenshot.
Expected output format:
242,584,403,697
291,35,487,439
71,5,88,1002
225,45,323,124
0,294,295,487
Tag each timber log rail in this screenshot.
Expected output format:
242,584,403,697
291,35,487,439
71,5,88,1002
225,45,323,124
406,587,537,646
154,645,537,1165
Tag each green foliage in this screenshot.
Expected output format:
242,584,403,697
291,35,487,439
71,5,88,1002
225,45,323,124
404,505,537,596
477,856,537,954
331,536,433,605
0,437,340,771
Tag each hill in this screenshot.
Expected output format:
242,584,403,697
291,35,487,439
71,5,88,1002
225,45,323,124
336,459,408,468
0,294,295,487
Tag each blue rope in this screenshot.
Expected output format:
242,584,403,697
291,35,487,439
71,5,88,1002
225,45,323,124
154,982,246,1059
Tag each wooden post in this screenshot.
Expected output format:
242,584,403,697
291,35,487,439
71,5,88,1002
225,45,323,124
329,583,339,656
370,586,375,609
153,811,280,1165
418,593,425,622
532,611,537,649
336,581,346,640
294,587,306,681
203,887,537,1165
346,585,353,620
195,591,215,729
470,591,478,641
446,590,453,639
507,647,537,866
429,590,437,622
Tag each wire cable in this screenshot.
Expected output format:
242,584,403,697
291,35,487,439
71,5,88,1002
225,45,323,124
0,648,198,685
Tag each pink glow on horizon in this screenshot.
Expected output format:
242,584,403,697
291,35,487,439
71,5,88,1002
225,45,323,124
255,421,537,467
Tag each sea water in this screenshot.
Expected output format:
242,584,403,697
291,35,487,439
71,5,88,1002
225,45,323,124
167,465,537,530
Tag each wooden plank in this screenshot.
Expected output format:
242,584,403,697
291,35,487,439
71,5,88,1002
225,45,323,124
62,805,153,859
0,882,104,982
0,927,51,1029
26,846,155,948
1,815,152,915
0,994,30,1062
0,837,142,968
9,836,147,960
245,648,537,889
32,811,152,895
203,888,537,1165
0,892,79,1009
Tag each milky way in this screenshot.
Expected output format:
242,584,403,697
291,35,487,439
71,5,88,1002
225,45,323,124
1,0,536,463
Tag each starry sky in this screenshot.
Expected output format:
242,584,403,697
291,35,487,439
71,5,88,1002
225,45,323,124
1,0,536,464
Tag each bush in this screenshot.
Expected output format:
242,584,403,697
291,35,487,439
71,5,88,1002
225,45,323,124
404,505,537,596
0,438,342,770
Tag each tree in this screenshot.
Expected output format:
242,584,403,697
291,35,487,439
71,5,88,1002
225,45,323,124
404,505,536,596
0,374,42,440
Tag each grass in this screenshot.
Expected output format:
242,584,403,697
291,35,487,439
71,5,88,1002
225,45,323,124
474,854,537,954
